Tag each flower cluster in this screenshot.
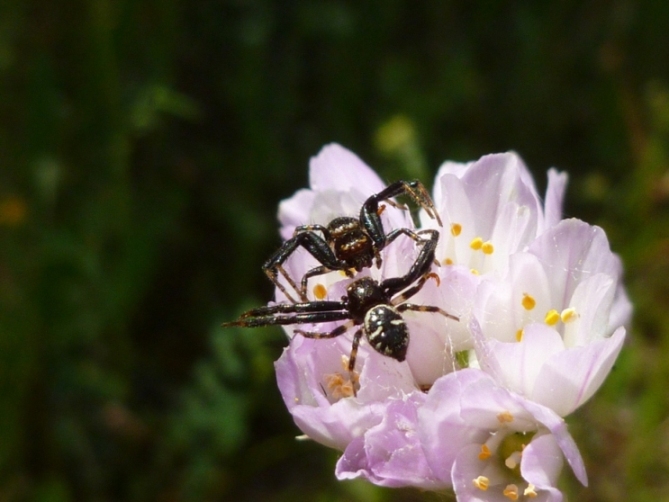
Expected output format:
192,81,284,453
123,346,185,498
273,144,631,500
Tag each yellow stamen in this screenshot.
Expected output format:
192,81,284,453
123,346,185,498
451,223,462,236
561,307,578,323
472,476,489,491
504,451,522,470
524,484,538,498
443,257,453,265
482,241,494,254
515,329,524,342
470,268,480,275
313,283,327,300
545,309,560,326
470,236,483,250
521,293,536,311
503,484,519,500
478,444,492,460
497,410,514,424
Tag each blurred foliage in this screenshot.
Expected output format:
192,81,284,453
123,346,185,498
1,0,669,500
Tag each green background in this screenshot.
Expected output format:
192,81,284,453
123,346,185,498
1,1,668,500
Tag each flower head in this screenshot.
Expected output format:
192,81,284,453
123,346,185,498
264,143,630,496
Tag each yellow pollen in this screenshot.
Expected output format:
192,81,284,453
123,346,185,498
524,484,538,498
472,476,490,491
561,307,578,323
515,329,524,342
451,223,462,236
545,309,560,326
521,293,536,310
503,484,519,500
313,283,327,300
482,241,494,254
338,270,349,277
443,257,453,265
497,410,514,424
470,236,483,250
470,268,480,275
478,444,492,460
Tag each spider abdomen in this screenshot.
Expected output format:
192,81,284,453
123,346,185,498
364,305,409,362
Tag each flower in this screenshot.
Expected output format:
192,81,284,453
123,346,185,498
418,368,587,501
267,143,630,496
471,218,631,416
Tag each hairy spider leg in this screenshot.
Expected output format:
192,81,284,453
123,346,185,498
360,181,443,255
235,299,347,319
396,303,459,322
263,229,348,303
223,310,351,329
381,229,440,298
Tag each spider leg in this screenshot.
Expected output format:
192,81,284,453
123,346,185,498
347,328,364,397
300,265,334,299
263,231,347,302
223,310,350,328
361,181,442,251
293,319,353,340
237,299,346,318
389,271,441,305
396,302,459,322
381,229,439,297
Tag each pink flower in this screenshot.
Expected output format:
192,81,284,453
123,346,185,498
471,218,631,416
418,369,587,500
263,143,630,496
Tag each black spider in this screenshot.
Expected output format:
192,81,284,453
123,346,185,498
224,229,458,396
264,179,443,303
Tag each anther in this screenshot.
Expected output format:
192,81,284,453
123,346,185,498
561,307,578,323
482,241,494,254
515,329,524,342
470,236,483,250
472,476,490,491
451,223,462,236
497,410,514,423
478,444,492,460
313,284,327,300
521,293,536,310
524,484,538,498
544,309,560,326
443,257,453,265
504,451,522,470
503,484,519,500
470,268,480,275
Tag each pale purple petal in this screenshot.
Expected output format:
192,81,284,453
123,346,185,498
520,433,563,489
418,369,492,484
336,393,444,489
309,143,386,194
532,327,626,416
452,444,510,502
543,169,568,231
528,219,621,305
519,398,587,486
278,188,316,239
476,324,565,399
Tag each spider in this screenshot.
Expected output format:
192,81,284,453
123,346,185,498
264,179,443,303
224,229,458,396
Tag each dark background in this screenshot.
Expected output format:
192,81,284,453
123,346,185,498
1,1,668,500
